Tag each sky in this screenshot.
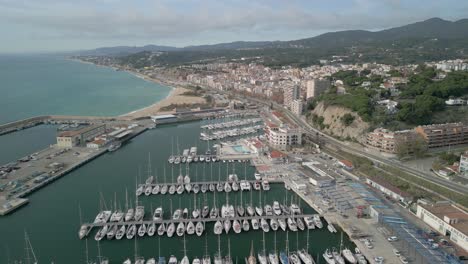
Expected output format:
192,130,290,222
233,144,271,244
1,0,467,53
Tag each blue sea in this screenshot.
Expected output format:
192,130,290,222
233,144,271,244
0,54,171,124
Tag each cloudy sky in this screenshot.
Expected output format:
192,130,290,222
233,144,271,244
1,0,467,53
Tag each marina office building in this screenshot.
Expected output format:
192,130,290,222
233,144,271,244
416,203,468,252
56,124,106,148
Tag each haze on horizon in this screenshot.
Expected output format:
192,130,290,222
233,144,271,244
1,0,467,53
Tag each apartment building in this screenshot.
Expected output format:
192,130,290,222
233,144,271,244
306,79,330,99
366,128,417,153
290,99,303,116
283,85,300,108
265,123,302,150
415,123,468,149
460,151,468,177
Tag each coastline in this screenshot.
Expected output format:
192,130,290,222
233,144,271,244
71,58,205,117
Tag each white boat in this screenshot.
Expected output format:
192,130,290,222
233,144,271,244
116,225,126,240
147,258,156,264
243,219,250,232
192,208,201,219
174,157,181,164
298,249,314,264
183,208,189,219
323,249,336,264
278,218,287,231
232,181,239,192
280,205,291,215
210,207,219,218
123,259,132,264
161,184,168,194
253,181,261,190
209,184,215,192
148,223,156,236
187,221,195,235
264,204,273,216
332,248,345,264
138,223,147,237
152,185,160,195
94,211,112,224
247,205,255,216
135,206,145,221
327,223,337,233
177,174,184,184
78,225,89,239
168,256,178,264
126,224,136,240
240,180,251,191
125,208,135,222
184,174,191,184
342,248,357,264
146,176,154,185
254,173,262,180
224,182,232,192
269,252,279,264
224,219,231,234
95,225,108,241
176,222,185,236
237,205,245,216
214,220,223,235
297,218,305,231
136,185,144,196
216,182,223,192
196,221,204,236
110,210,124,222
287,218,298,232
145,185,153,196
185,183,192,193
255,206,263,216
233,219,242,234
157,223,166,236
201,184,207,193
289,253,301,264
273,201,282,216
261,180,270,191
270,218,279,231
168,156,174,164
202,206,209,218
192,258,201,264
106,225,117,240
153,207,164,221
261,218,270,232
177,185,185,194
168,185,176,194
251,218,260,230
304,217,315,229
193,184,200,194
166,223,175,237
313,215,323,229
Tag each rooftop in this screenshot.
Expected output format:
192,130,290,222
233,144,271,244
368,176,412,198
421,203,468,235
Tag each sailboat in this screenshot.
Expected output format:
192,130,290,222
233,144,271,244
237,191,245,216
289,233,300,264
196,221,204,236
279,232,289,264
78,205,89,239
270,218,279,231
260,218,270,232
298,230,315,264
233,219,242,234
138,223,147,237
176,222,186,236
107,225,118,240
269,232,279,264
247,241,257,264
203,235,211,264
243,219,250,232
24,231,38,264
187,221,195,235
214,220,223,235
342,248,357,264
251,218,260,230
126,224,136,239
161,167,168,195
278,218,287,231
148,222,156,237
166,222,175,237
322,249,336,264
157,222,166,236
224,238,233,264
116,225,126,240
157,237,166,264
296,218,305,231
258,232,268,264
256,189,263,216
332,248,345,264
224,219,231,234
181,236,190,264
214,235,223,264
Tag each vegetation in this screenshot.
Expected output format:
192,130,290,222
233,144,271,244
341,113,355,126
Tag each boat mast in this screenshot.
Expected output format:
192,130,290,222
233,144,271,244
262,231,266,255
286,231,289,257
125,189,128,211
85,238,90,264
97,240,103,263
79,203,83,225
306,229,310,251
274,231,277,254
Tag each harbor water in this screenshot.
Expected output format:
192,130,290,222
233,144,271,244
0,120,355,263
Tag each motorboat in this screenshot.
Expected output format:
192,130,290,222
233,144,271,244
126,224,136,240
214,220,223,235
332,248,345,264
152,185,160,195
298,249,314,264
125,208,135,222
313,215,323,229
186,221,195,235
183,208,189,219
138,223,147,237
253,181,261,191
342,248,357,264
224,219,231,234
270,218,279,231
166,223,175,237
327,223,337,233
176,222,185,236
278,218,287,231
233,220,242,234
260,218,270,232
261,180,270,191
251,218,260,230
264,204,273,216
135,206,145,221
240,180,251,191
273,201,282,216
157,223,166,236
202,206,209,218
290,204,301,215
304,217,315,229
243,219,250,232
287,218,298,232
196,221,204,236
153,207,164,221
147,223,156,236
296,218,305,231
254,173,262,180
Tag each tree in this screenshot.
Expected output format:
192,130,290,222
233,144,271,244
341,113,355,126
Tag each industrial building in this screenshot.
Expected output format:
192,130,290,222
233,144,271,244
56,124,106,148
366,177,412,205
301,161,335,187
416,202,468,252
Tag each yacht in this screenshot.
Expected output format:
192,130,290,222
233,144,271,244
253,181,261,190
125,208,135,222
166,223,175,237
240,180,251,191
273,201,282,216
192,208,201,219
304,217,315,230
176,222,185,236
233,219,242,234
270,218,279,231
152,184,160,195
290,204,301,215
148,223,156,236
116,225,126,240
261,180,270,191
332,248,345,264
342,248,357,264
187,221,195,235
251,218,260,230
214,220,223,235
264,204,273,216
168,184,176,195
106,225,117,240
243,219,250,232
313,215,323,229
278,218,287,231
287,218,298,232
254,173,262,180
95,225,108,241
260,218,270,232
126,224,136,240
323,249,336,264
135,206,145,221
138,223,147,237
168,256,178,264
201,184,207,193
173,209,182,220
157,223,166,236
153,207,164,221
224,219,231,234
296,218,305,231
196,221,204,236
298,249,314,264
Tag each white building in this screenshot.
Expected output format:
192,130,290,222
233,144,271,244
265,124,302,150
445,98,466,106
290,99,303,116
460,151,468,177
306,79,330,99
283,85,300,108
416,203,468,252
